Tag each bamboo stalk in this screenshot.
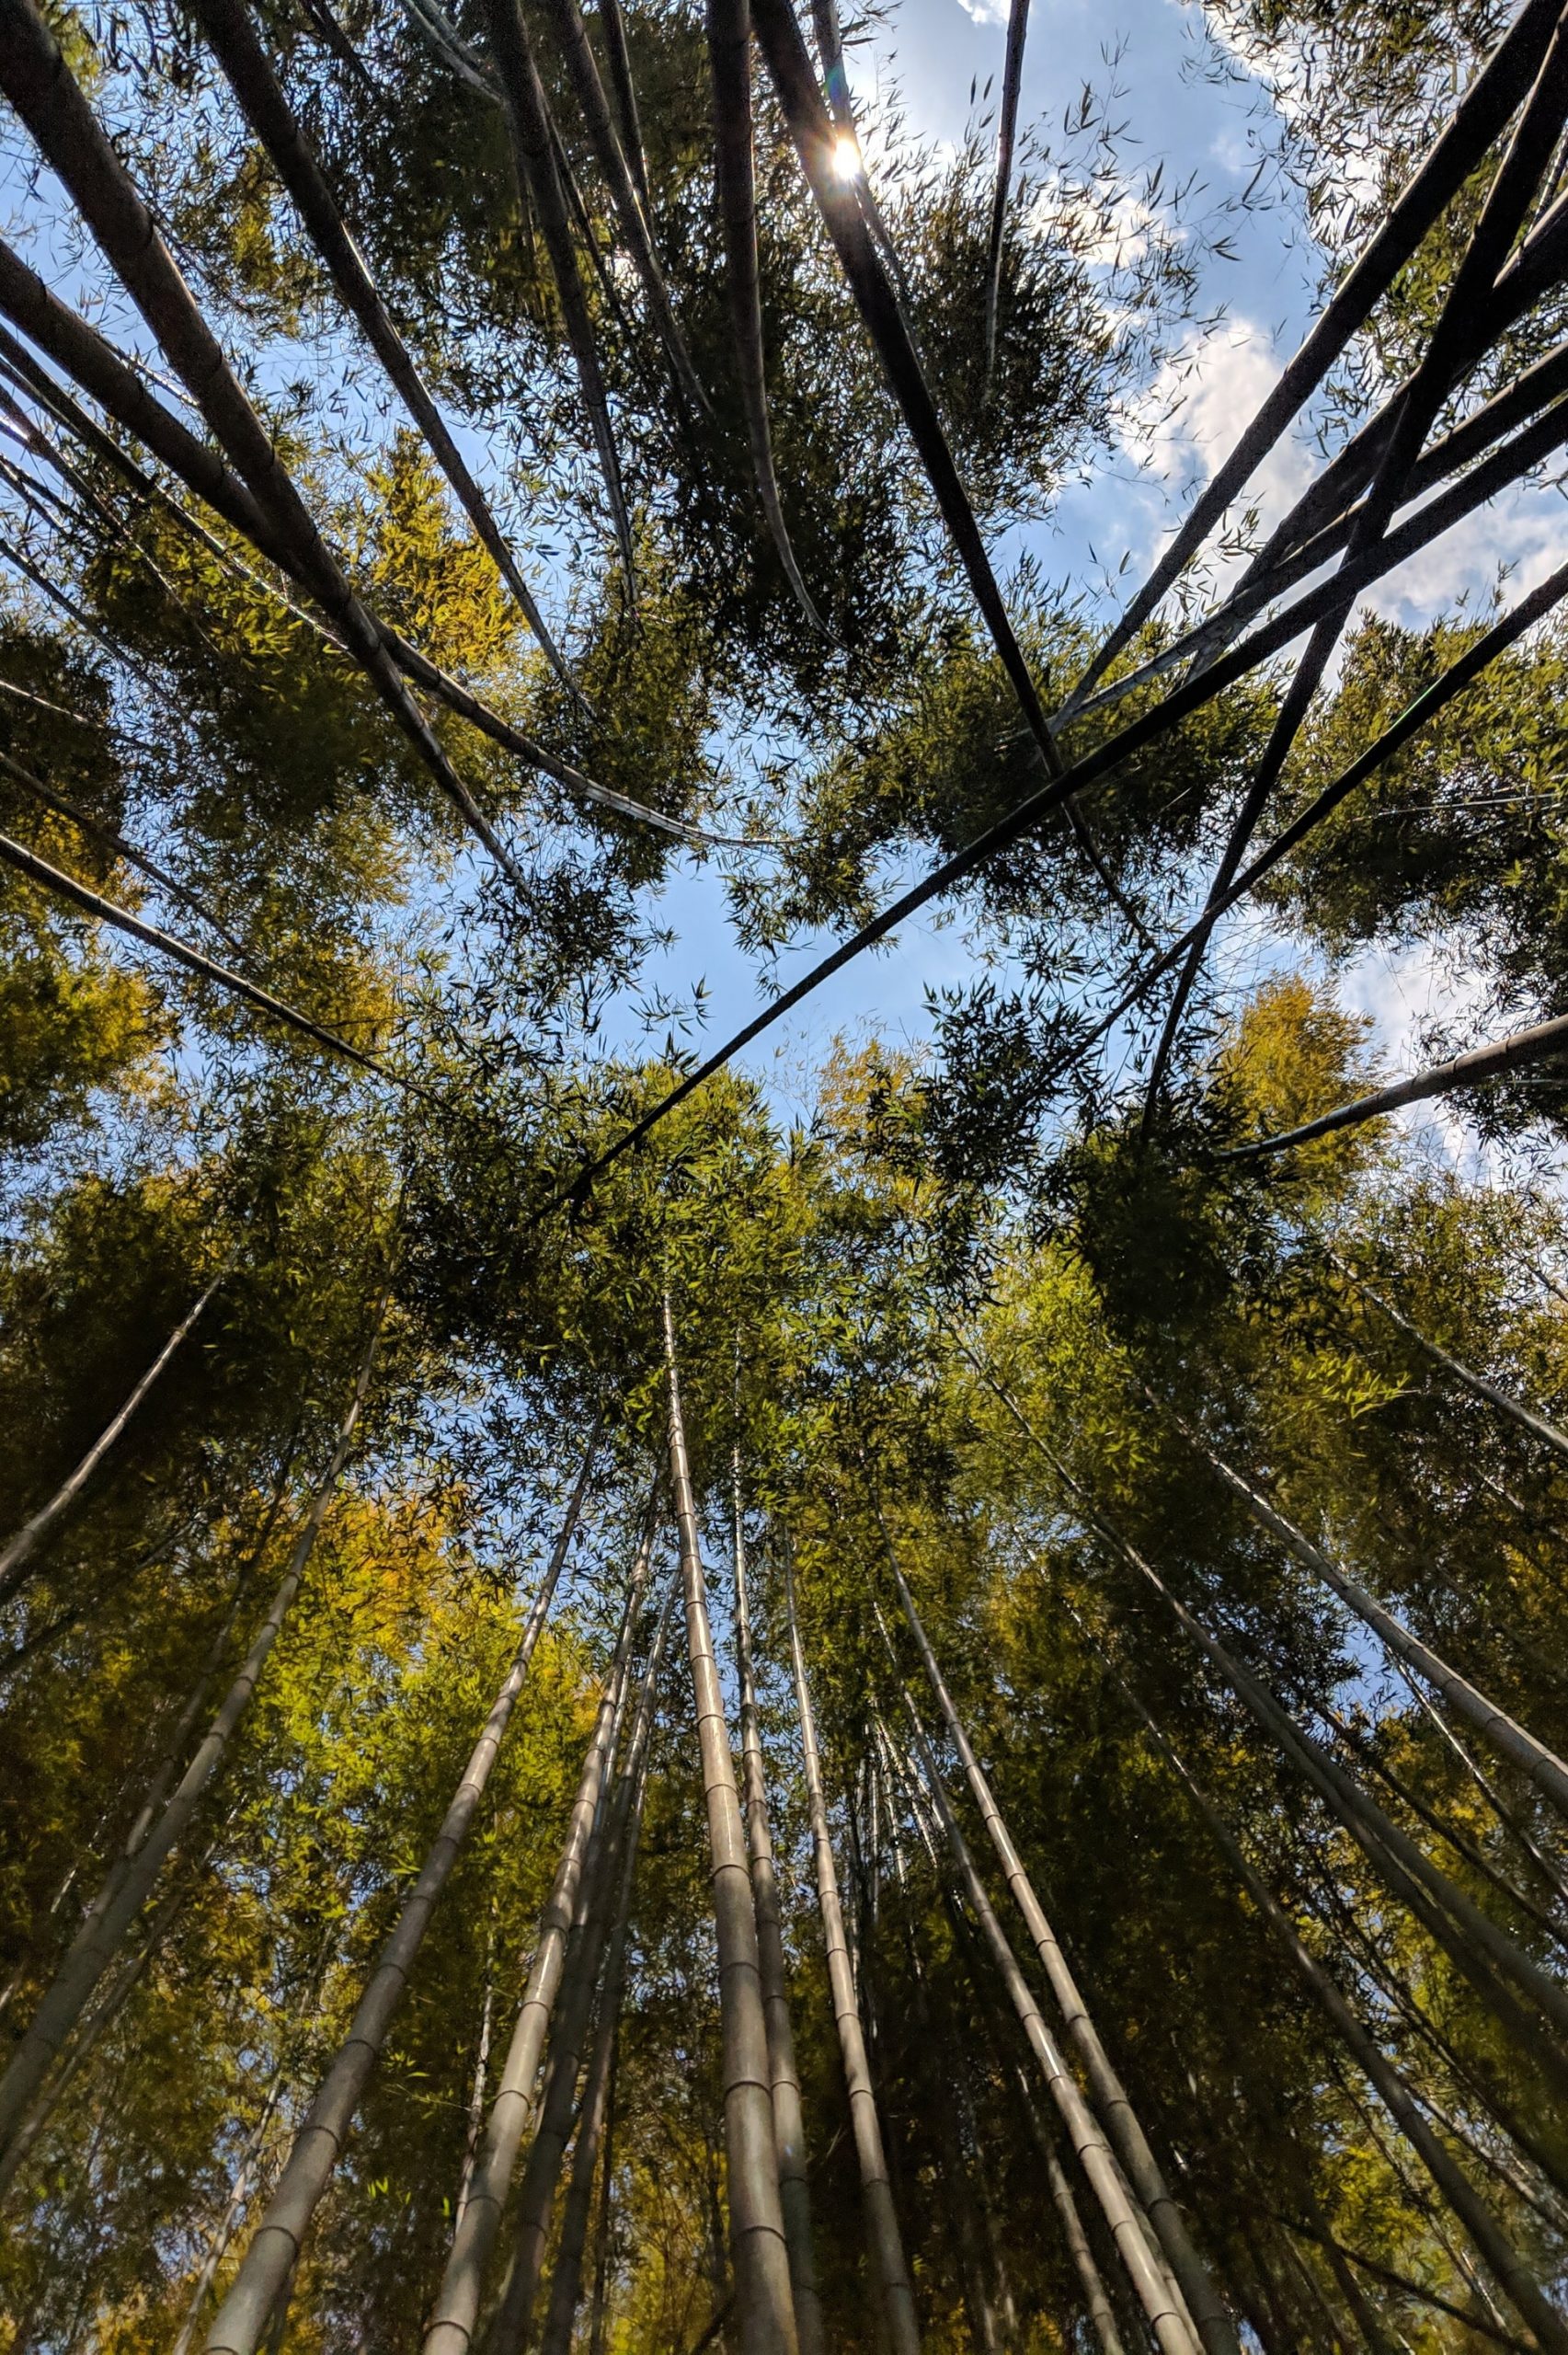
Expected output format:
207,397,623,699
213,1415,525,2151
732,1469,825,2355
0,1302,388,2167
188,0,575,695
784,1552,921,2355
201,1419,602,2355
1093,1641,1568,2355
1187,1425,1568,1826
879,1633,1201,2355
536,1684,655,2355
420,1511,652,2355
0,0,531,892
484,0,635,582
662,1295,798,2355
0,1257,228,1602
877,1515,1241,2355
485,1576,677,2350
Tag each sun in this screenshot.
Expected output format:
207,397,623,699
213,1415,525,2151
830,132,861,183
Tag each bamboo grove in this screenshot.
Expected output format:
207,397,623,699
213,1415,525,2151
6,0,1568,2344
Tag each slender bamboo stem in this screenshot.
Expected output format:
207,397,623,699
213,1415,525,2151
876,1511,1241,2355
486,1576,677,2351
662,1295,798,2355
732,1466,825,2355
421,1510,651,2355
876,1633,1199,2355
784,1552,921,2355
202,1419,602,2355
0,1258,228,1602
536,1694,655,2355
1064,1617,1568,2355
0,1302,388,2168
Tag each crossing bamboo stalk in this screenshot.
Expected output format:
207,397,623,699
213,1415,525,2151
662,1294,799,2355
0,1301,389,2169
1048,1432,1568,2089
876,1515,1241,2355
0,240,730,848
1337,1255,1568,1465
784,1552,921,2355
1065,0,1568,705
419,1512,653,2355
1184,1419,1568,1824
201,1420,602,2355
0,1255,228,1603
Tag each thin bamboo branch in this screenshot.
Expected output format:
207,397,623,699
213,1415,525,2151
0,825,422,1096
982,0,1030,392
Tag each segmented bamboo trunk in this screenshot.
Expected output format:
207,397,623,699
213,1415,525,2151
202,1420,602,2355
784,1555,921,2355
662,1295,799,2355
0,1256,227,1603
0,0,524,888
1333,1252,1568,1465
0,1303,386,2165
486,1580,677,2351
879,1527,1240,2355
732,1462,825,2355
420,1517,652,2355
187,0,569,686
1077,1465,1568,2085
880,1763,999,2355
536,1685,655,2355
1104,1649,1568,2355
1190,1424,1568,1823
878,1617,1200,2355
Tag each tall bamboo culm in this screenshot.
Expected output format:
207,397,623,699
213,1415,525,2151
202,1418,602,2355
662,1293,799,2355
0,1254,228,1603
878,1515,1241,2355
876,1612,1201,2355
421,1511,653,2355
1093,1634,1568,2355
0,1294,386,2168
784,1550,921,2355
536,1677,656,2355
486,1578,678,2350
733,1454,826,2355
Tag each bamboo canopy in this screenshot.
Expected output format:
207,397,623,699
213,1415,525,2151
4,0,1568,2343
